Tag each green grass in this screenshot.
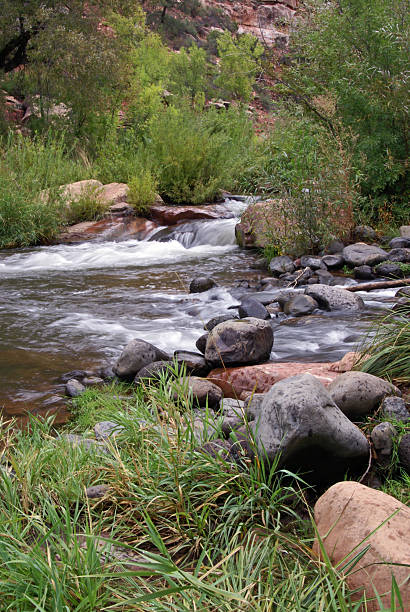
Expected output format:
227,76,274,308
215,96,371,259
0,375,406,610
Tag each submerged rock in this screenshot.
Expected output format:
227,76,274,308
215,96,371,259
189,277,217,293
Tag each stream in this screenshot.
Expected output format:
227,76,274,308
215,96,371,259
0,197,401,424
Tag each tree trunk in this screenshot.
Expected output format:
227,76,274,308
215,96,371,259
345,278,410,292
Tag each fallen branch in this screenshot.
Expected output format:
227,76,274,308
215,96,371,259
345,278,410,292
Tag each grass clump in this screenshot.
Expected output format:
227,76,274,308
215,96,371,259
128,169,158,214
0,374,401,610
355,306,410,384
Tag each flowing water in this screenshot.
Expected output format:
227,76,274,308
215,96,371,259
0,198,401,424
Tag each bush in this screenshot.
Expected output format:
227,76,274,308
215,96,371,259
128,169,158,214
64,186,107,226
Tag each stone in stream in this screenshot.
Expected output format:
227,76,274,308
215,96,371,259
315,269,334,285
283,294,318,317
327,371,400,419
205,318,273,367
343,242,388,267
203,314,238,332
305,284,364,311
189,277,217,293
238,298,270,320
82,376,104,386
314,481,410,612
354,265,374,280
381,396,409,423
174,350,210,376
66,379,85,398
269,255,295,277
113,339,169,381
195,333,209,355
321,254,344,269
61,369,90,383
300,255,324,270
252,374,369,483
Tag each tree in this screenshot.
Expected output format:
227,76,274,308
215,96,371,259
278,0,409,214
215,32,263,102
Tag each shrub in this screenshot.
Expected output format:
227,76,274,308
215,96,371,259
63,186,107,226
128,169,158,214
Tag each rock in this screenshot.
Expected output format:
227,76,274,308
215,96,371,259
381,396,409,423
238,299,270,320
400,225,410,239
322,254,344,269
66,379,85,398
204,315,237,332
98,366,116,380
61,369,89,383
60,434,108,454
283,294,318,317
300,255,324,270
354,265,374,280
387,247,410,263
150,203,233,226
314,481,410,611
191,409,221,441
327,372,400,418
269,255,295,276
205,318,273,367
208,362,339,398
389,237,410,249
395,286,410,298
58,179,103,206
82,376,104,386
275,290,299,308
198,439,232,461
94,421,125,440
113,339,168,381
371,422,396,457
243,393,265,420
252,374,369,482
196,333,209,354
398,433,410,473
229,427,256,463
374,262,403,278
98,183,129,206
108,202,133,216
179,377,223,409
328,351,364,373
326,239,345,254
134,360,173,383
85,484,110,499
305,285,364,311
189,277,217,293
343,243,388,267
174,351,210,376
315,269,335,285
354,225,377,242
57,217,157,244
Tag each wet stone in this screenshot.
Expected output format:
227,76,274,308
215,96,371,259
66,379,85,398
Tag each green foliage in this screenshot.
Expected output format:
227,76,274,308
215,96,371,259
356,306,410,383
216,32,264,102
64,187,107,226
169,44,209,101
128,168,158,214
281,0,409,219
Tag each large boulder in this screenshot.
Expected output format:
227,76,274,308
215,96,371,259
252,374,369,482
205,318,273,367
328,371,399,418
208,362,339,398
343,243,388,267
113,339,169,381
314,481,410,611
305,284,364,311
98,183,129,206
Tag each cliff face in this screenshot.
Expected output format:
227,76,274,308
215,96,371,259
199,0,299,47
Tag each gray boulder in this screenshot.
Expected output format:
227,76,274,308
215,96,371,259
94,421,125,440
381,396,409,423
244,393,265,420
387,248,410,263
389,237,410,249
66,379,85,398
354,265,374,280
305,285,364,311
283,294,318,317
316,269,335,285
300,255,324,270
343,243,388,267
328,372,400,418
374,262,403,278
205,317,274,367
238,298,270,320
269,255,295,277
195,333,209,355
322,254,344,269
371,422,396,457
252,374,369,482
204,314,237,332
114,339,168,381
395,286,410,298
189,277,217,293
326,239,345,254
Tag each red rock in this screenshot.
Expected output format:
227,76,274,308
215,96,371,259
149,204,234,226
57,216,157,244
314,482,410,610
207,362,339,398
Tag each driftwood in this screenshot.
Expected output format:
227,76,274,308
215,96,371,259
345,278,410,292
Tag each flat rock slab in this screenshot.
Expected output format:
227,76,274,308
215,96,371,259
150,204,234,226
207,362,339,398
58,217,157,244
314,481,410,611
